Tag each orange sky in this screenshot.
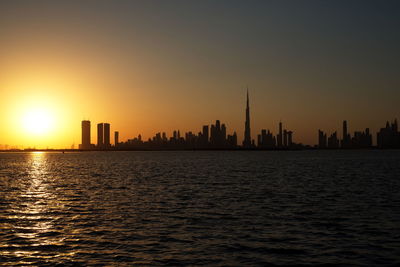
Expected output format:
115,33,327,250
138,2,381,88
1,1,399,148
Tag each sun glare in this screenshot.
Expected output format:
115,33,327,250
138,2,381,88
22,108,54,135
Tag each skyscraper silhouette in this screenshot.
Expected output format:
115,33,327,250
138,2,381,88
97,123,104,148
243,89,251,148
283,129,288,147
341,120,351,148
80,120,91,150
202,125,209,147
115,131,119,146
104,123,111,148
96,122,111,149
277,121,283,148
287,131,293,147
318,130,327,148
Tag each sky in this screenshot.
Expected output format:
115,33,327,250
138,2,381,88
0,0,399,148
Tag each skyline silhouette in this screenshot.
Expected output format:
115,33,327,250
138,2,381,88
70,91,400,151
1,89,399,150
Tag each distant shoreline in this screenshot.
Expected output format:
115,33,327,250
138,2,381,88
0,147,394,153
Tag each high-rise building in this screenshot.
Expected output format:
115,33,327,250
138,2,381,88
277,121,283,148
97,122,111,149
202,125,209,147
221,124,227,142
210,120,229,148
318,130,327,148
97,123,104,148
80,120,91,150
341,120,351,148
287,131,293,147
202,125,209,141
283,130,288,147
115,131,119,146
104,123,110,147
243,89,251,148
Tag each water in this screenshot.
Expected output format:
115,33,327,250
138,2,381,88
0,151,399,266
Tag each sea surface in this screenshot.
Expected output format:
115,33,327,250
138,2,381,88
0,150,399,266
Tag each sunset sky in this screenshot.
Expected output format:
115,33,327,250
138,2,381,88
1,0,399,148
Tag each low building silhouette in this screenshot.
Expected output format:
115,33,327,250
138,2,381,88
257,129,276,149
256,122,294,149
351,128,372,148
318,130,327,148
377,119,399,148
328,132,339,148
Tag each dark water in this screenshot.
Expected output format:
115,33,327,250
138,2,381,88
0,151,399,266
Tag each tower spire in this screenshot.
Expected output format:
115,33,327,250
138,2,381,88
243,87,251,148
247,87,249,108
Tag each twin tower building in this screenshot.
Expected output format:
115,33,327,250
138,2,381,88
79,121,119,150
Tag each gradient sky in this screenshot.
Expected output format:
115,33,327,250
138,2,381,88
1,0,399,148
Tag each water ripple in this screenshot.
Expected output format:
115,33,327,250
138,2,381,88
0,151,400,265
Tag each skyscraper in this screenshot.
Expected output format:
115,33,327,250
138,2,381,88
202,125,209,146
277,121,283,148
341,120,350,148
283,130,288,147
104,123,110,147
115,131,119,146
97,123,104,148
221,124,227,142
318,130,327,148
287,131,293,147
96,122,111,149
243,89,251,148
80,120,91,150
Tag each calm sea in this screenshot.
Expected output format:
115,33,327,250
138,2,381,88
0,151,399,266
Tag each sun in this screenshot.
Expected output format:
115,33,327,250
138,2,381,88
22,108,54,135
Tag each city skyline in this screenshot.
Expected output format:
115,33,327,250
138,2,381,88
1,88,399,150
0,1,399,148
71,91,399,151
0,88,399,150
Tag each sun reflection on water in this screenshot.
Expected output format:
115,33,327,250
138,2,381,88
2,152,73,263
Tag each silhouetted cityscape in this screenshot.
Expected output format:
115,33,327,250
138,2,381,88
77,91,400,151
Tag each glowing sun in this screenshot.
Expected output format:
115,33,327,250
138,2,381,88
22,108,54,135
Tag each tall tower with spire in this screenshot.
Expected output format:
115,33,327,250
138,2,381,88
243,88,252,148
